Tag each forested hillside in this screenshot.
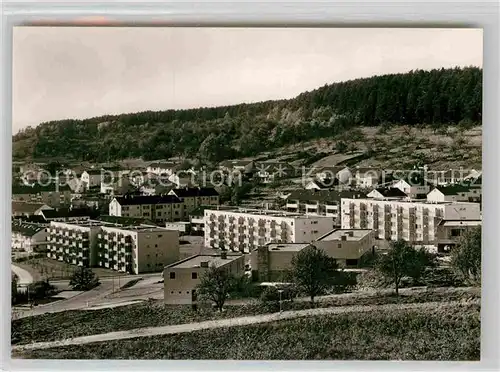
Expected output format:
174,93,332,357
13,67,482,162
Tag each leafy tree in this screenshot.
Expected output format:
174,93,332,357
196,265,236,311
335,140,348,153
450,226,481,285
376,240,434,295
289,246,339,303
69,267,100,291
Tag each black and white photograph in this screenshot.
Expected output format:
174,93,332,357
10,27,482,360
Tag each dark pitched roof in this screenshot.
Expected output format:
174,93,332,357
11,220,46,237
12,201,50,214
12,183,71,194
114,195,182,206
432,185,470,196
372,187,408,198
312,178,340,189
40,208,93,219
170,187,219,198
85,169,103,175
13,215,48,223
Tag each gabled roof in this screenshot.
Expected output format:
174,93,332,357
219,159,254,168
170,187,219,198
114,195,182,206
371,187,408,198
12,183,72,194
311,178,339,189
12,201,51,214
41,208,94,220
393,173,429,187
11,220,46,237
431,185,470,196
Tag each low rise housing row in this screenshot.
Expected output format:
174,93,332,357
11,220,49,252
12,184,72,208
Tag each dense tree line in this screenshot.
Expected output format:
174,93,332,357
13,67,482,162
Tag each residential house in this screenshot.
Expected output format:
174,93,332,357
164,252,245,305
12,184,72,208
253,161,296,183
109,195,185,222
168,187,220,215
146,162,180,176
367,187,408,200
351,168,382,188
11,220,49,252
40,208,94,223
100,174,134,196
81,169,103,189
392,174,431,199
304,178,339,190
218,160,255,175
426,185,471,203
12,201,53,217
426,169,469,186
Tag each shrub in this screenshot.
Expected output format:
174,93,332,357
69,267,100,291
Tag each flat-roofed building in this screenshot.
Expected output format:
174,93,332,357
341,198,481,246
45,221,101,267
204,208,335,253
98,226,179,274
314,229,375,266
164,252,245,305
435,220,482,253
251,243,311,282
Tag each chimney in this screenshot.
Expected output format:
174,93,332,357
221,251,227,259
200,261,209,268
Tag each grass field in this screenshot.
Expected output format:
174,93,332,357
13,257,129,281
11,286,479,346
14,303,480,360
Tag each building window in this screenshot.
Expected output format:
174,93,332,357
158,234,163,238
170,272,176,279
337,243,342,248
192,272,198,279
155,244,158,248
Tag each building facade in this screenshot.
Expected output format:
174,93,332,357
435,220,481,253
340,198,481,246
109,195,184,222
97,226,179,274
164,252,245,305
45,221,101,267
12,184,72,208
314,229,375,266
204,208,335,253
11,221,49,252
168,187,220,215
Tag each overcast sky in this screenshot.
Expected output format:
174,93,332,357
12,27,482,133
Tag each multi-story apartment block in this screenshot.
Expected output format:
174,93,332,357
164,252,245,304
12,184,72,208
97,226,179,274
286,190,367,227
168,187,220,215
109,195,184,222
204,208,335,253
340,198,481,246
45,221,101,267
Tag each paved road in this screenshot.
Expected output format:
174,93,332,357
12,299,478,352
11,265,34,286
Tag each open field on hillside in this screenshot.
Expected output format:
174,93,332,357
11,286,479,346
14,302,480,360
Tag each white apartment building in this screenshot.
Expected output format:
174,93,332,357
204,208,335,253
340,198,481,246
45,221,101,267
98,226,179,274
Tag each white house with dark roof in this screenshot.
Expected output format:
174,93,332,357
12,201,53,217
367,187,408,200
427,185,471,203
146,162,180,176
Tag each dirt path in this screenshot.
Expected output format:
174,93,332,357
12,299,478,352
